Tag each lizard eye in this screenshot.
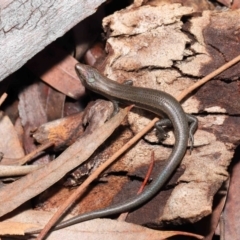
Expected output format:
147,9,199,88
87,78,95,83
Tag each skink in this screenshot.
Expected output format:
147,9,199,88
54,63,198,230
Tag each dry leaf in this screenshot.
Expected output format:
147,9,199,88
41,86,65,122
43,219,203,240
0,165,42,177
18,82,50,164
222,157,240,239
2,209,203,239
26,44,84,100
0,107,128,218
0,112,25,166
0,221,38,236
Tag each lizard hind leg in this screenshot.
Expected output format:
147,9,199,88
155,118,172,141
186,114,198,153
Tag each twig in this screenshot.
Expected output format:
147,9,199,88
0,165,43,177
18,142,54,165
137,151,155,194
1,142,54,166
0,93,7,106
177,54,240,101
131,53,240,136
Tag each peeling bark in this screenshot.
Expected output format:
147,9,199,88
87,3,240,225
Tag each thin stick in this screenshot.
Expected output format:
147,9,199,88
177,54,240,101
0,93,7,106
19,142,54,165
137,151,155,194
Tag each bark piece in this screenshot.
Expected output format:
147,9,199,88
33,112,84,151
103,4,193,70
0,0,106,81
33,100,114,153
149,0,214,11
161,131,231,222
200,9,240,79
94,3,239,225
195,80,240,115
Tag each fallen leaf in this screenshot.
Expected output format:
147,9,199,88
222,153,240,239
0,107,128,218
0,112,25,165
0,221,38,235
3,209,203,239
39,84,65,122
18,82,50,164
26,44,84,99
0,165,43,177
36,218,203,240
